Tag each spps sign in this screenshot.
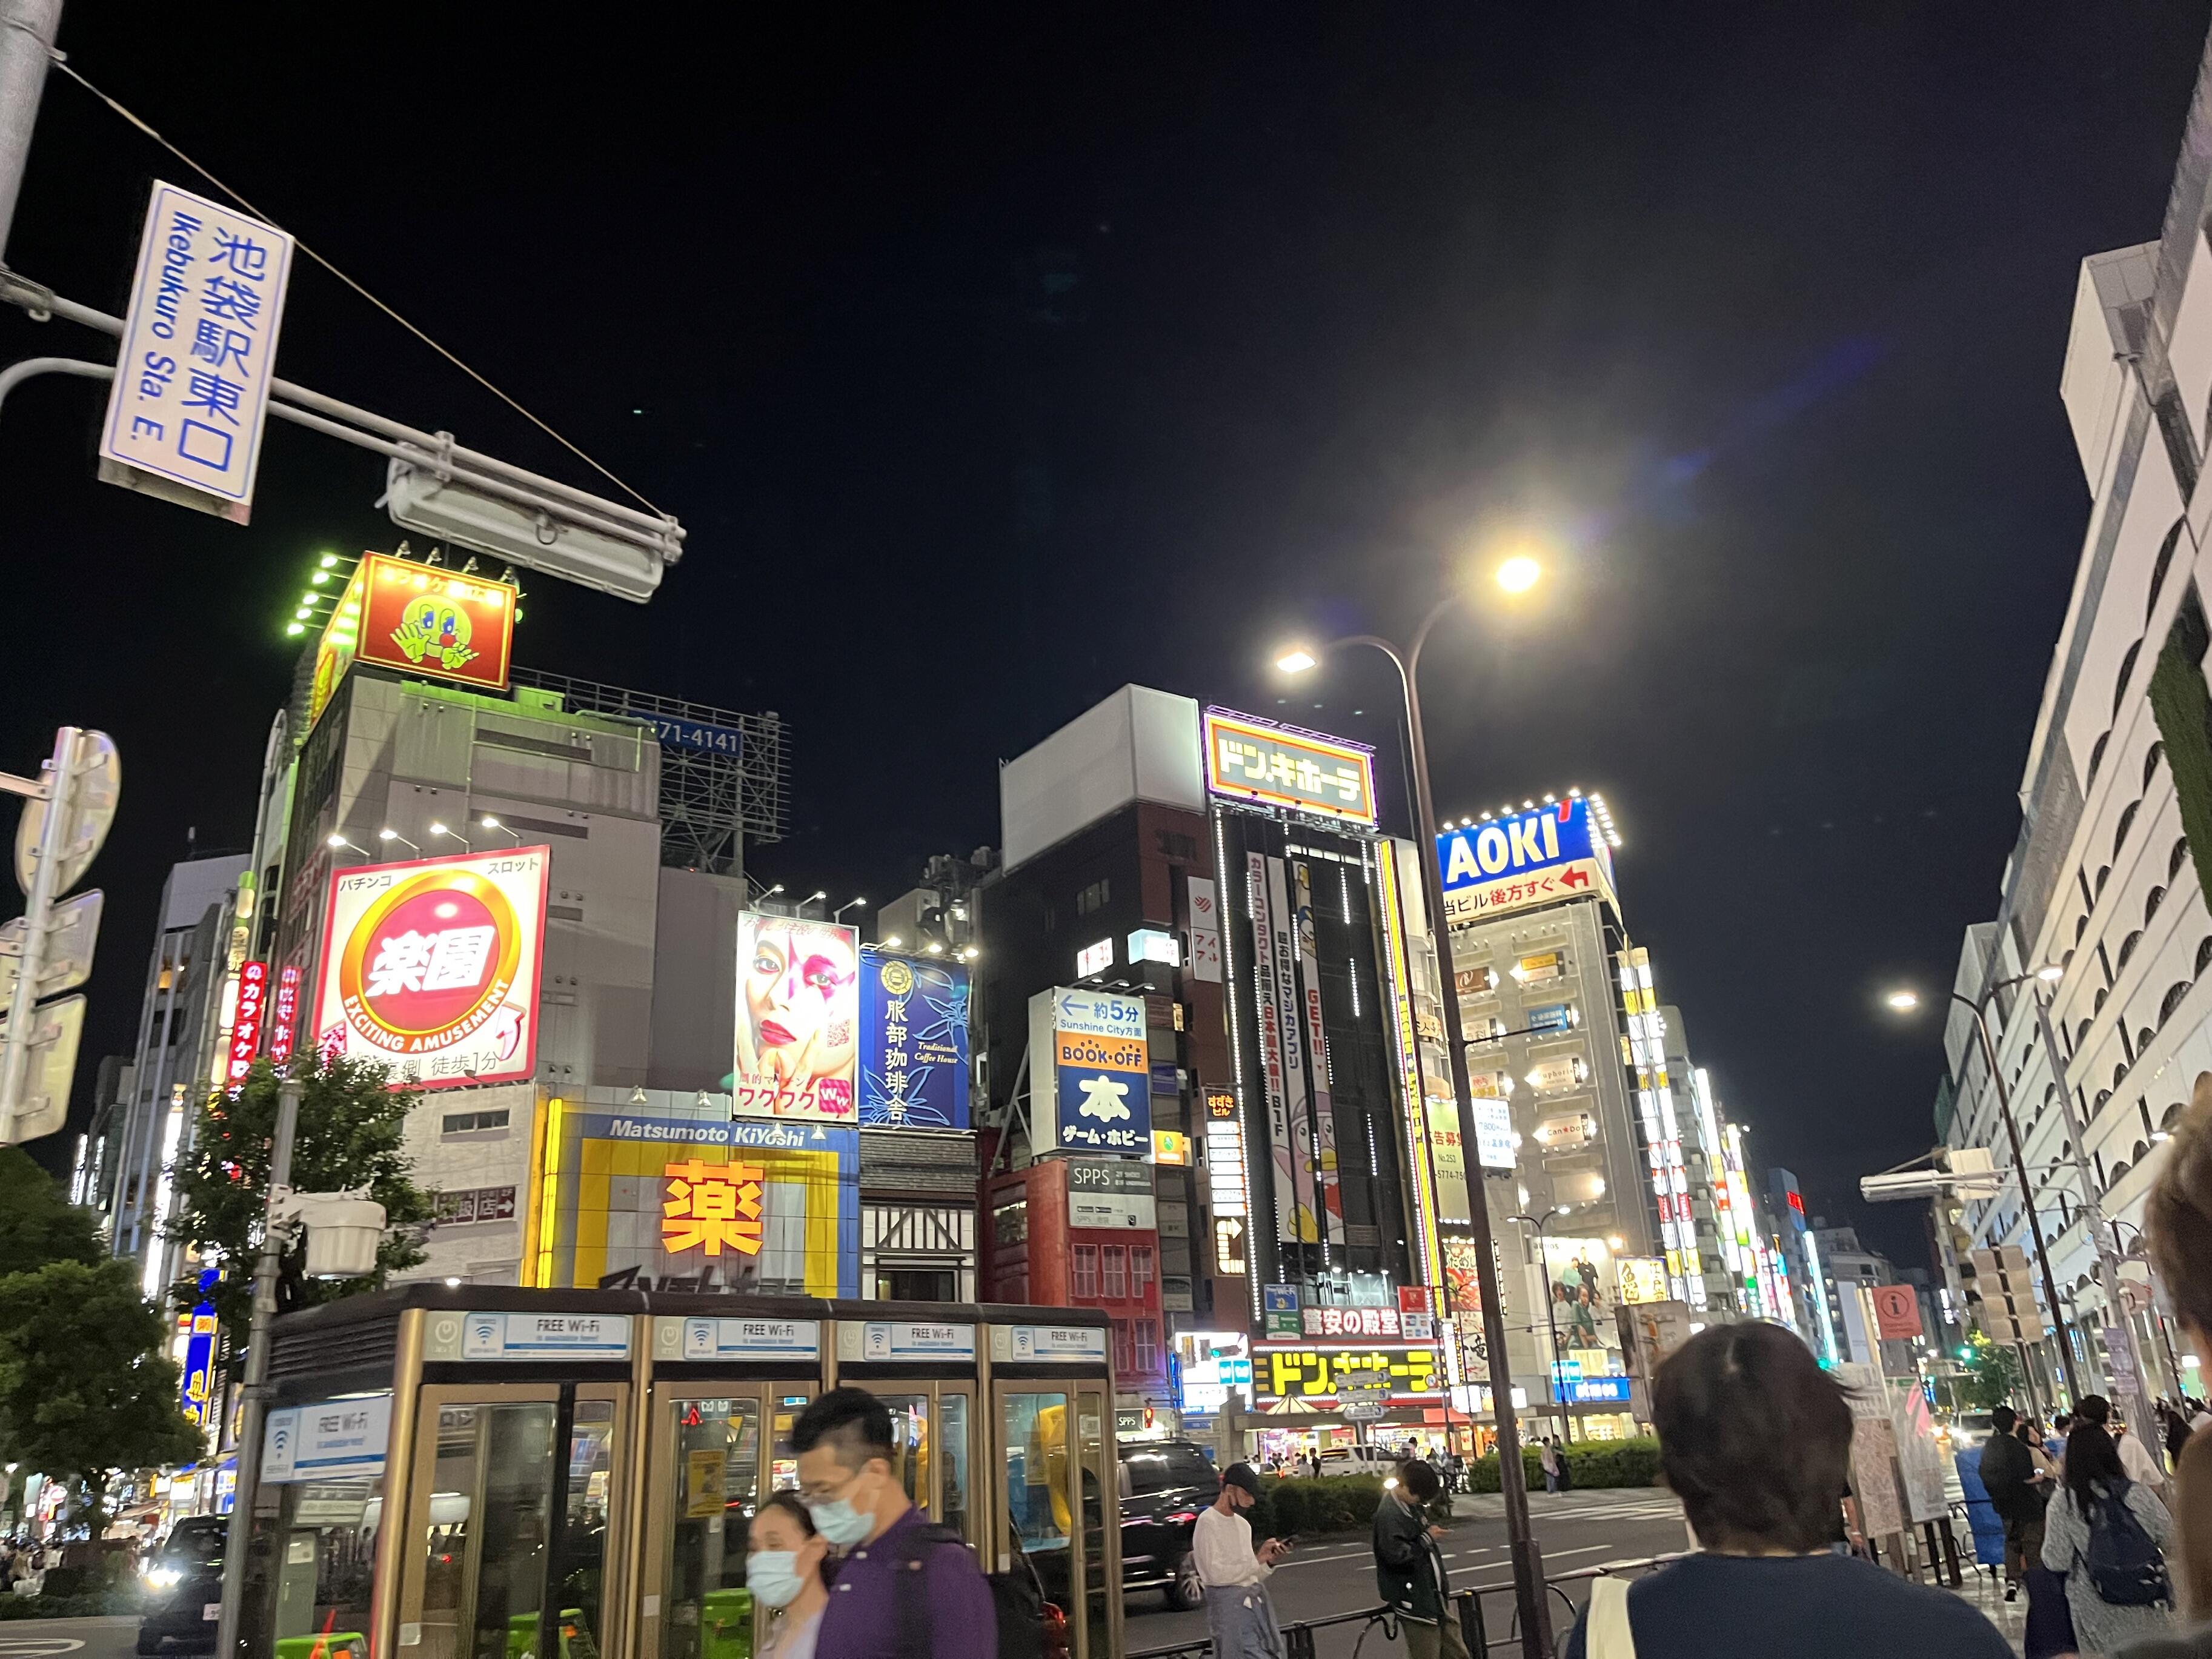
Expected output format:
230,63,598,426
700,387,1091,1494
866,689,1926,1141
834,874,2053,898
1436,797,1616,925
1030,987,1151,1155
313,846,549,1090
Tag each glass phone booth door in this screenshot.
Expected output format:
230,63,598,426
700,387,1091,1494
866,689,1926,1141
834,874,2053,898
995,1380,1118,1659
402,1384,627,1659
642,1388,808,1659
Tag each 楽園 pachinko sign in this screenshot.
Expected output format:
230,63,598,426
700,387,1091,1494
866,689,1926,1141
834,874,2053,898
734,913,860,1121
313,845,549,1090
1203,708,1377,826
859,949,970,1129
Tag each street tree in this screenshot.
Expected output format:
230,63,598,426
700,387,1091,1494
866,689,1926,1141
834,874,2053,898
0,1259,202,1536
1958,1332,2024,1409
167,1053,433,1342
0,1146,102,1276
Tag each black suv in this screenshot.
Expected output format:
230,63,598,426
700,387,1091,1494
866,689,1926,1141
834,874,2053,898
1118,1439,1218,1610
138,1515,228,1655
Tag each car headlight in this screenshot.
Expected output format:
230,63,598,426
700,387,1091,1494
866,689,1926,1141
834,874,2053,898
143,1567,182,1590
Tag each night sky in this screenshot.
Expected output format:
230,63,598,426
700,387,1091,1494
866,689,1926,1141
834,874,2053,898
4,5,2208,1263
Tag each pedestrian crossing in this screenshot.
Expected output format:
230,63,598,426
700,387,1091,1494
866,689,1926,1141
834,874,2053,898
1531,1495,1684,1523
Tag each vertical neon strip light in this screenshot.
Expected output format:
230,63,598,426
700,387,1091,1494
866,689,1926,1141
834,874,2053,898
1213,810,1264,1324
1375,839,1443,1295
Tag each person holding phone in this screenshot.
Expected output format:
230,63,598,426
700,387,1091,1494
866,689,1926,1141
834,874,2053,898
1195,1463,1289,1657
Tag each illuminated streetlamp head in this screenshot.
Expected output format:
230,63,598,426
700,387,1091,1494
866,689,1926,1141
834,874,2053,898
1276,647,1318,674
378,828,399,841
1885,989,1920,1012
325,833,346,849
1496,555,1541,594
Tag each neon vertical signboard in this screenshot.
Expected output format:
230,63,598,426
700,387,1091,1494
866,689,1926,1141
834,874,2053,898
226,960,267,1085
268,963,301,1064
1203,708,1377,826
858,949,970,1129
313,845,549,1091
1436,795,1618,925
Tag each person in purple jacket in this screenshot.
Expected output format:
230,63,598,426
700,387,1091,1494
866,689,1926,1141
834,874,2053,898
796,1387,998,1659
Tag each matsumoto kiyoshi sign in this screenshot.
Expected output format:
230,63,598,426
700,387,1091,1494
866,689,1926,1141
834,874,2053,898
313,846,549,1091
1031,987,1152,1155
1436,797,1616,925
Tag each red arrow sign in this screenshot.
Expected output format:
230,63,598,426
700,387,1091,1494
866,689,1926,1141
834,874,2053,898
1561,867,1590,889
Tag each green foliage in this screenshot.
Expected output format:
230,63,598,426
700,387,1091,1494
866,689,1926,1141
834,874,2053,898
1467,1435,1662,1492
0,1148,102,1277
1958,1334,2022,1409
0,1589,146,1620
167,1052,433,1337
2149,598,2212,914
0,1258,204,1533
1244,1475,1452,1538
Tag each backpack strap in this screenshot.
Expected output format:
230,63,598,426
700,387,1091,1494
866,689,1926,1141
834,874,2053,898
891,1521,964,1659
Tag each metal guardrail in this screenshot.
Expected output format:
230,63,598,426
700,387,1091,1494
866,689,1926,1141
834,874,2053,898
1126,1551,1690,1659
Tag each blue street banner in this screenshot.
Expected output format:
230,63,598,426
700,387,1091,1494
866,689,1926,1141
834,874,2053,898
859,950,971,1128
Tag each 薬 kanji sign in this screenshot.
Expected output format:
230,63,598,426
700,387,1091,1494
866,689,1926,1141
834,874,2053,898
311,845,549,1091
662,1159,766,1257
99,181,294,517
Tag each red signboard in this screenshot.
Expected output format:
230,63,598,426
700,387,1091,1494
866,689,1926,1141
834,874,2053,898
226,962,267,1086
1871,1284,1924,1341
268,963,301,1063
1398,1285,1432,1317
355,551,516,691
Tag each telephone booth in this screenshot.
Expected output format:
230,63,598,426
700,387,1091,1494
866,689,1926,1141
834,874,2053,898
236,1286,1122,1659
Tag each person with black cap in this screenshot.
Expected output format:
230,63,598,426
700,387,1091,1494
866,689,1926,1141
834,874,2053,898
1194,1461,1289,1657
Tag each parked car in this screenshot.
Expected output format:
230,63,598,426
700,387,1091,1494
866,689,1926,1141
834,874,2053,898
138,1515,228,1655
1317,1445,1402,1477
1118,1439,1217,1609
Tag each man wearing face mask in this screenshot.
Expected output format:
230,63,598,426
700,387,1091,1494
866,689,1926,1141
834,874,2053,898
795,1387,997,1659
1194,1463,1289,1658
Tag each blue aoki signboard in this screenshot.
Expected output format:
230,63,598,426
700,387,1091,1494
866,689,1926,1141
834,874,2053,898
859,949,971,1128
1435,796,1618,925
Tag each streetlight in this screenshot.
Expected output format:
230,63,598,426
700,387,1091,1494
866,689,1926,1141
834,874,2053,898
834,897,868,923
1885,972,2082,1399
377,827,420,855
325,832,373,859
430,820,472,852
883,934,905,951
478,815,524,847
1513,1206,1575,1445
1274,555,1552,1658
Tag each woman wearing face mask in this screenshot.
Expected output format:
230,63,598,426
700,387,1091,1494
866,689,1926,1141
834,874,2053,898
749,1491,831,1659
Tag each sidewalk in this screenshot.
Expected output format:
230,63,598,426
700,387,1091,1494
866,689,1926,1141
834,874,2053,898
1948,1563,2028,1655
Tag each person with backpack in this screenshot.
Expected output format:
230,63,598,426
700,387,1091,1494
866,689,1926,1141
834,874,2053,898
792,1387,1004,1659
2041,1418,2176,1652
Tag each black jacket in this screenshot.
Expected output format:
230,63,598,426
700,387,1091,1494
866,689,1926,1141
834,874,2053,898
1373,1492,1449,1623
1979,1431,2043,1524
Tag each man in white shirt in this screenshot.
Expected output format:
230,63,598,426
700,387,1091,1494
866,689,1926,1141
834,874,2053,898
1193,1463,1288,1658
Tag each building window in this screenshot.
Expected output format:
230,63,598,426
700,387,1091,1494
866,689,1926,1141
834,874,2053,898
1072,1245,1098,1299
1077,877,1112,916
1136,1318,1160,1374
1132,1245,1155,1294
1103,1245,1127,1299
1112,1318,1135,1377
442,1108,510,1137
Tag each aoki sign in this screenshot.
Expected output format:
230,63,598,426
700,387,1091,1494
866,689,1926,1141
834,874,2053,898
1436,795,1618,925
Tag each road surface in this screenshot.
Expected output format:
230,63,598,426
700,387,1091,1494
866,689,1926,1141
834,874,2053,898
1125,1488,1695,1657
0,1617,138,1659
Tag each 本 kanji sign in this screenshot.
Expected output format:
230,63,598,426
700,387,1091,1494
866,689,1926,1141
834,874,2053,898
1029,986,1152,1155
100,181,294,516
312,845,548,1091
662,1159,766,1257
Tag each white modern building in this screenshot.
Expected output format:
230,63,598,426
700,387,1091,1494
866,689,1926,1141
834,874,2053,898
1941,40,2212,1406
